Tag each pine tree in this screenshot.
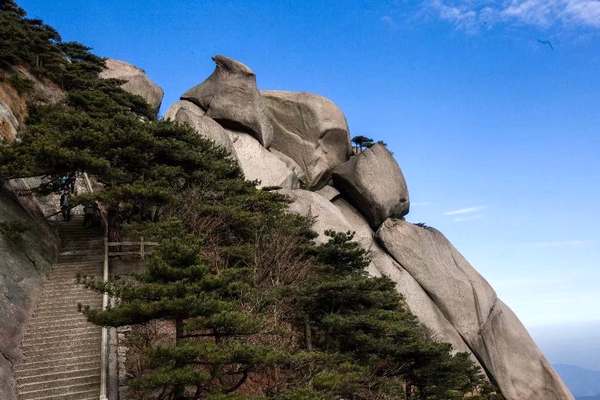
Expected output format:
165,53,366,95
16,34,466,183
289,231,490,400
351,136,375,152
87,237,286,400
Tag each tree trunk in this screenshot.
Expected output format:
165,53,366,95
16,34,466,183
174,318,185,399
107,207,121,244
304,318,313,351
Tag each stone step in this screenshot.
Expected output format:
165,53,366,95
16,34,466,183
17,367,101,386
17,373,100,393
22,389,99,400
18,381,99,400
28,300,100,311
16,359,100,380
25,322,98,335
22,331,101,347
22,325,101,341
18,347,100,364
15,354,99,372
25,313,90,324
22,337,99,354
32,302,101,314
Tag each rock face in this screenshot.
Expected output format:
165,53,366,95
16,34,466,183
100,58,164,115
332,144,409,229
0,183,59,400
166,54,573,400
182,55,273,147
165,100,234,154
228,131,298,189
376,219,574,400
263,91,352,188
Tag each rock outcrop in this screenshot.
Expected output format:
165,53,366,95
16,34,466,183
0,67,63,142
332,143,409,229
166,55,573,400
165,100,235,154
100,58,164,115
182,55,273,147
263,91,352,188
0,182,59,400
228,131,298,189
376,219,573,400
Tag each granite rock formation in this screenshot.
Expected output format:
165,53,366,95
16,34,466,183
332,143,409,229
182,55,273,147
100,58,164,115
263,91,353,188
168,54,575,400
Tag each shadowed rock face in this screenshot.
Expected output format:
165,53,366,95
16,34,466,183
263,91,352,188
182,56,273,148
100,59,164,115
376,219,574,400
165,100,234,155
227,131,298,189
0,182,58,400
332,144,409,229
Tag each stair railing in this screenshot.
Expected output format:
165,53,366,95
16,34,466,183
82,172,110,400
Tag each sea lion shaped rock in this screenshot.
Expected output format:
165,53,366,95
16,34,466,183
376,218,573,400
332,143,409,229
100,59,164,115
182,56,273,148
263,91,352,188
165,100,234,155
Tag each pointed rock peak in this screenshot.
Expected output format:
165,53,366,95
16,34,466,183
181,56,273,148
212,55,255,77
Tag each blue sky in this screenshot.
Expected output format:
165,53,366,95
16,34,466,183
19,1,600,330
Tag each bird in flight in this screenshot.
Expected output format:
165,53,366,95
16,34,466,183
537,39,554,50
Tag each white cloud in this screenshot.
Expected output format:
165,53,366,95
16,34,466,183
443,205,487,215
427,0,600,30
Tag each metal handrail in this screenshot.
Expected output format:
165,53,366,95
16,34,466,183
82,172,109,400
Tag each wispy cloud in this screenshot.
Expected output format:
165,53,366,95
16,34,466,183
444,205,487,216
427,0,600,31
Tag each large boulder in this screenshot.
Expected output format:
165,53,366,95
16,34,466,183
182,56,273,148
165,100,234,155
100,59,164,115
332,198,478,360
277,189,352,243
332,144,409,229
376,218,573,400
227,131,298,189
263,91,352,188
281,191,479,363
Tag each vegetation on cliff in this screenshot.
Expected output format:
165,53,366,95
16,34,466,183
0,2,502,399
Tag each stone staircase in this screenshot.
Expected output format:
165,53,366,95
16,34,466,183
15,216,105,400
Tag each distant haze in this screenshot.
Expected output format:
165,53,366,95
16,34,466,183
530,321,600,371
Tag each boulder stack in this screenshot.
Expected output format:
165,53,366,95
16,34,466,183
165,55,574,400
